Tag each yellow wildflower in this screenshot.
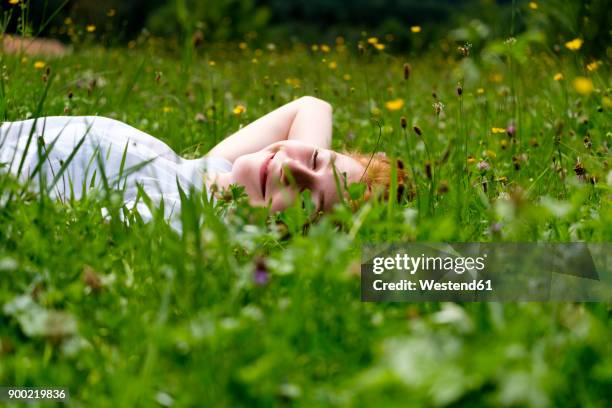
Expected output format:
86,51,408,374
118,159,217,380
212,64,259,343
343,74,351,81
553,72,564,81
328,61,337,69
33,61,46,69
564,38,583,51
86,24,96,33
500,139,508,149
367,37,379,45
374,43,385,51
233,104,246,115
320,44,331,53
208,60,216,66
491,127,506,134
385,98,405,111
411,26,421,33
490,73,503,83
529,2,538,10
239,42,248,50
586,60,602,72
476,88,485,94
602,96,612,109
485,150,497,159
311,44,319,52
162,106,173,113
9,0,19,4
285,78,301,88
573,77,593,95
251,58,258,64
467,156,476,164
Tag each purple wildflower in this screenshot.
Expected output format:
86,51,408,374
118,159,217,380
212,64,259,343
506,124,516,138
490,222,503,233
253,258,270,286
477,161,490,171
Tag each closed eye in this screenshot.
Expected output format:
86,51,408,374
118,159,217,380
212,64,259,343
312,149,319,170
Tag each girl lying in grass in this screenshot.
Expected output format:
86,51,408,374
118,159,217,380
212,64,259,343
1,96,405,231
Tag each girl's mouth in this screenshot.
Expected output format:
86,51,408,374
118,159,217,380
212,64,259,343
260,152,275,198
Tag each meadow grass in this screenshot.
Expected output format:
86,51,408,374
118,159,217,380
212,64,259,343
0,37,610,407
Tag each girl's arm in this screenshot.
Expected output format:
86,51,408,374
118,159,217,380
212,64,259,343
206,96,332,162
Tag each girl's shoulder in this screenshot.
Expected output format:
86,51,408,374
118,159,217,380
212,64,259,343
202,155,233,173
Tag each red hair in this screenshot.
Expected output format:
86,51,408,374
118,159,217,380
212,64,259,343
344,151,411,208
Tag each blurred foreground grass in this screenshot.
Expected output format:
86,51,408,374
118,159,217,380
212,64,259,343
0,37,611,407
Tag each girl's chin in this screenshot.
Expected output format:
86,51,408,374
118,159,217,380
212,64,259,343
230,159,260,200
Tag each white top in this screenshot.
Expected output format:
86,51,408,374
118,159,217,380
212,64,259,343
0,116,232,232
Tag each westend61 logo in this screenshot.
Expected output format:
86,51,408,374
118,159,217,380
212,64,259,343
372,253,487,275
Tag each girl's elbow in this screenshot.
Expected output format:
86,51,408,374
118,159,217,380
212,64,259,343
299,95,332,113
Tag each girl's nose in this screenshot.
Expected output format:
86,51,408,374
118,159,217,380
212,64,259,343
281,158,314,188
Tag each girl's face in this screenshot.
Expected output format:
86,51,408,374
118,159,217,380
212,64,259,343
231,140,365,212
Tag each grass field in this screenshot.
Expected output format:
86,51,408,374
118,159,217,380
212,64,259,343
0,33,611,407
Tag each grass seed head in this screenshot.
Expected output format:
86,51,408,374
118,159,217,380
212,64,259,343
403,63,411,80
574,160,586,177
424,161,432,179
437,180,449,195
83,265,103,292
